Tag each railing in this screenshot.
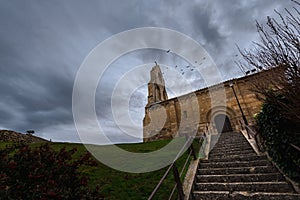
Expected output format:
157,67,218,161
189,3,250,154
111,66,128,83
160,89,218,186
240,120,300,173
148,136,202,200
239,120,252,139
289,143,300,169
201,123,213,159
240,120,265,152
289,143,300,152
240,120,300,155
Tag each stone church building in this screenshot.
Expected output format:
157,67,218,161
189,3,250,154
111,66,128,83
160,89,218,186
143,65,271,142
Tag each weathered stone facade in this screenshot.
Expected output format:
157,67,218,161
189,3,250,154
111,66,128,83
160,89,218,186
146,65,168,106
143,65,270,142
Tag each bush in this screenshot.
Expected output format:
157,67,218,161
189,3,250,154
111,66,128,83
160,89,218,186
257,95,300,182
0,143,102,199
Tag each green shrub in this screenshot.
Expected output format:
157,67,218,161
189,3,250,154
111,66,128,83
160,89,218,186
257,95,300,182
0,143,102,199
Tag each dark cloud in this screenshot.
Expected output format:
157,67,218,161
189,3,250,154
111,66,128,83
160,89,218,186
0,0,294,143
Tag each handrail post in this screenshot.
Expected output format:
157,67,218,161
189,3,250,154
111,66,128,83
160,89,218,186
172,164,184,200
189,143,197,160
185,136,196,160
245,125,251,139
148,137,195,200
240,120,251,139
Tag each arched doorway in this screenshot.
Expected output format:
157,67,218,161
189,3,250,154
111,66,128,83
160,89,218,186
214,114,233,133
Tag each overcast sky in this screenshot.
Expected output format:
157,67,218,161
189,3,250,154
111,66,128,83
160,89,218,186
0,0,295,144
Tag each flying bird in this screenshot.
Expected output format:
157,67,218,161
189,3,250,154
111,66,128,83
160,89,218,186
175,65,178,68
182,72,185,75
186,66,190,68
191,69,194,71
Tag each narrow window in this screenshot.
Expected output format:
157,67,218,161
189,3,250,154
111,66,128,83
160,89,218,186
183,111,187,118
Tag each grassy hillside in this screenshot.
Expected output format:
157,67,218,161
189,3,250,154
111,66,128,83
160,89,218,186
0,138,201,200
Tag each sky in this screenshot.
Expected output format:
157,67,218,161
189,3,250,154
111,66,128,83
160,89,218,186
0,0,295,144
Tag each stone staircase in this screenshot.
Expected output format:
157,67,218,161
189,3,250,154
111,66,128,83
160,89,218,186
192,132,300,199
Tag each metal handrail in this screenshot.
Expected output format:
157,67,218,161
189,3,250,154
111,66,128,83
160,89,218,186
239,120,265,152
289,143,300,169
242,121,300,171
168,150,193,200
244,124,256,137
289,143,300,152
244,123,300,159
148,136,197,200
239,120,252,139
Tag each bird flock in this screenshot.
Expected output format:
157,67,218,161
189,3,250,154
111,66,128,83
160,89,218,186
157,49,206,75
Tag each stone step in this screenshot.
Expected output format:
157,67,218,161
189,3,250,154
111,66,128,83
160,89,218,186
200,160,270,169
211,146,253,152
210,148,254,154
217,135,246,139
209,149,255,156
218,137,246,140
219,132,241,135
218,138,248,142
198,165,278,175
202,155,267,163
192,191,300,200
209,150,257,156
216,136,247,140
214,142,250,148
208,153,257,160
195,182,293,193
193,132,298,199
218,134,245,138
209,153,256,159
213,143,251,149
215,137,247,141
197,173,284,183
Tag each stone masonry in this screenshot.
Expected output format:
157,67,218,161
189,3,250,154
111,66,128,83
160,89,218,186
143,65,277,142
192,131,300,199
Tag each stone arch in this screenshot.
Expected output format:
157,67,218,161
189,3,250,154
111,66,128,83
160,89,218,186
206,106,236,132
214,114,232,133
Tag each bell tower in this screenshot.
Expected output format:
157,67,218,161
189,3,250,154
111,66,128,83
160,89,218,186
147,64,168,106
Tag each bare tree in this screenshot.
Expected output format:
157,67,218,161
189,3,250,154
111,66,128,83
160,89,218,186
237,0,300,123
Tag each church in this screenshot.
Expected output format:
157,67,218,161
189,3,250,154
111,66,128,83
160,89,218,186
143,64,270,142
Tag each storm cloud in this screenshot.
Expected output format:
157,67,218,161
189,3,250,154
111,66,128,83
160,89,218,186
0,0,295,144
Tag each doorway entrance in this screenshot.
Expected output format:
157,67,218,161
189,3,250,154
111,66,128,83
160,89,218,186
214,114,233,133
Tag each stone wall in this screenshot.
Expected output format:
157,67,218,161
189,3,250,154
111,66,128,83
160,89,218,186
143,67,273,142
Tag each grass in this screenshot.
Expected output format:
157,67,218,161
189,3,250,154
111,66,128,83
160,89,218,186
0,138,202,200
